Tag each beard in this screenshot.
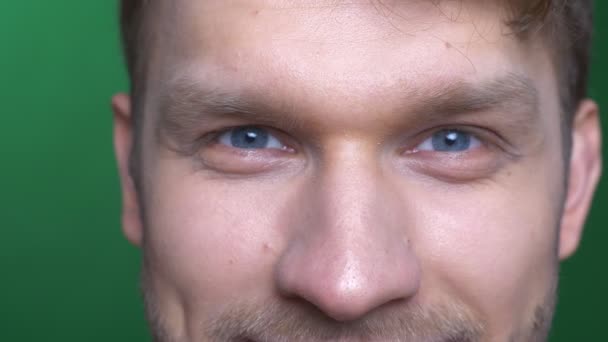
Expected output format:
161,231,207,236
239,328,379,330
201,298,484,342
143,283,482,342
139,235,559,342
141,266,558,342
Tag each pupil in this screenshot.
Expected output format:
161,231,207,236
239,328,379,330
231,127,269,149
245,132,257,143
444,132,458,146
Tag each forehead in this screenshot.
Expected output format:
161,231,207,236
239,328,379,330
146,0,549,117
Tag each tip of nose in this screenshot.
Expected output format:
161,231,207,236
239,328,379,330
320,298,379,322
276,237,422,322
292,280,408,322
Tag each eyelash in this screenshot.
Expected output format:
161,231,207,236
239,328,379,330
413,125,497,150
216,126,289,150
206,125,497,154
201,125,298,155
191,124,517,180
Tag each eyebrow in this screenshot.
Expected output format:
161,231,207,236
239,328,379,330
157,71,539,150
157,77,296,150
412,72,539,123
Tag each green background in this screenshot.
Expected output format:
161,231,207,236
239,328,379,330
0,2,605,341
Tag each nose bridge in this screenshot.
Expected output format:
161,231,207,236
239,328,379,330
322,141,383,236
276,140,421,321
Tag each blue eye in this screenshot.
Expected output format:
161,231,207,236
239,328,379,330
417,129,481,152
218,126,285,149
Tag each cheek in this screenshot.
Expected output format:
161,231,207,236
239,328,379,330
143,162,290,314
409,162,562,329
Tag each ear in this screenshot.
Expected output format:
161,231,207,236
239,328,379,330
559,99,603,260
112,93,143,246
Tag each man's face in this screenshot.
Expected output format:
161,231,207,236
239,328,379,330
113,1,601,341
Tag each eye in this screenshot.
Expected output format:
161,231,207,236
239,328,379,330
217,126,286,150
416,129,481,152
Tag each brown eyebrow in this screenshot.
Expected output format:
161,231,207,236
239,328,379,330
156,76,299,152
411,72,538,122
157,71,539,152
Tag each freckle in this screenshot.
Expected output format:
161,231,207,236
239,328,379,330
252,9,260,16
445,42,452,49
262,243,272,253
229,259,234,265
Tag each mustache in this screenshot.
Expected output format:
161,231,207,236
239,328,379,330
204,298,484,342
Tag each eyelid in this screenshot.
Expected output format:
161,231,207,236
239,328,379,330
415,130,482,152
194,125,304,176
403,125,505,154
395,125,521,183
205,125,298,153
216,127,284,149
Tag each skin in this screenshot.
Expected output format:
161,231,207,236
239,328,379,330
113,1,602,341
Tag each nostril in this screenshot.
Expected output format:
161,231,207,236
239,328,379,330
275,199,422,323
276,249,421,322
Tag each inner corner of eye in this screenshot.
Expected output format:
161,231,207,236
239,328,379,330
402,146,420,155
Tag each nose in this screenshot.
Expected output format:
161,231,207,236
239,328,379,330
275,143,421,322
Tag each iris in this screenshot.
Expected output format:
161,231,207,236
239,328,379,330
218,126,286,150
228,127,269,149
431,130,472,152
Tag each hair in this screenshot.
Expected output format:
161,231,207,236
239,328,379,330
118,0,594,182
